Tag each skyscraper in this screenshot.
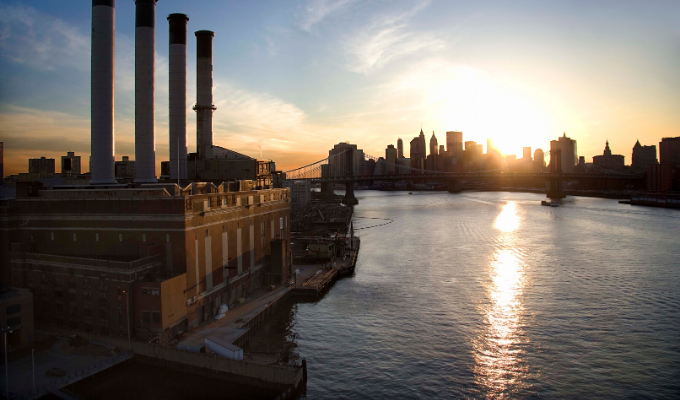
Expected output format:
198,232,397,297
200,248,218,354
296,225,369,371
549,133,578,173
632,140,658,171
446,131,463,159
397,138,404,159
385,144,398,175
28,157,55,175
410,128,426,169
0,142,3,179
533,148,545,172
659,137,680,167
429,131,438,156
61,152,82,176
523,147,532,160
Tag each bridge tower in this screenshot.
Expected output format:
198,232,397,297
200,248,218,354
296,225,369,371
342,147,359,206
547,148,566,199
320,164,334,200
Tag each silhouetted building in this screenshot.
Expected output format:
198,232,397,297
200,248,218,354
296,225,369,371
385,144,398,174
550,133,577,173
533,148,545,172
397,158,410,174
328,142,364,178
28,157,55,175
632,140,658,171
397,138,404,159
647,163,673,192
374,157,386,176
115,156,136,181
429,132,438,156
0,142,4,179
659,137,680,167
446,131,463,159
410,129,426,170
575,156,587,174
61,152,81,176
523,147,532,161
160,161,170,180
593,140,625,170
464,141,483,163
361,159,376,177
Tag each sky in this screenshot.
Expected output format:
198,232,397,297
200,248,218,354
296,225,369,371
0,0,679,176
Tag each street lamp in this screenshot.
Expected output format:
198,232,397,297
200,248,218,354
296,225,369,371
2,326,12,400
122,290,131,351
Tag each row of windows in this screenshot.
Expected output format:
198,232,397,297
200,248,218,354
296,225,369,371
142,311,161,324
44,232,172,243
141,287,160,296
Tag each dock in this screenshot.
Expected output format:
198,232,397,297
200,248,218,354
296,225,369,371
291,237,360,298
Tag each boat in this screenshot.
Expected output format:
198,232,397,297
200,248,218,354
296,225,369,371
541,199,559,207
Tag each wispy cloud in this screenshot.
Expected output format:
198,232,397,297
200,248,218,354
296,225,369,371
298,0,357,32
344,1,445,75
0,4,89,71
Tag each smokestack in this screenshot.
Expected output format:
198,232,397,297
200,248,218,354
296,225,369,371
134,0,157,183
168,13,188,180
89,0,117,185
194,30,215,160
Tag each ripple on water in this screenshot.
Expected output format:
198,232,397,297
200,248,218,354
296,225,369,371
245,192,680,399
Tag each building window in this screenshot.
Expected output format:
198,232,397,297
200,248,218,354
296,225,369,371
151,288,160,296
119,234,123,242
7,316,21,327
100,326,109,335
51,232,54,241
142,287,150,295
143,234,146,242
6,304,20,315
84,323,92,332
142,312,151,323
152,312,161,324
96,233,99,241
100,310,108,320
166,234,170,243
84,308,92,318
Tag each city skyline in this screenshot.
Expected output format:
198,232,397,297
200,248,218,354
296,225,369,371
1,0,679,176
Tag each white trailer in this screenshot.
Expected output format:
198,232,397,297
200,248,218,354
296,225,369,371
205,336,243,360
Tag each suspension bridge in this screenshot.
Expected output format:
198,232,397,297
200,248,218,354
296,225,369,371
282,148,644,205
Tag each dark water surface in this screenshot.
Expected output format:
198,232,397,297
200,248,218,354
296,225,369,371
247,191,680,399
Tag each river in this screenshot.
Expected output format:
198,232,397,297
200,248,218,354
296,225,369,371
245,191,680,399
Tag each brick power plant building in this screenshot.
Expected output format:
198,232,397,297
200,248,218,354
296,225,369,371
4,184,290,342
0,2,292,345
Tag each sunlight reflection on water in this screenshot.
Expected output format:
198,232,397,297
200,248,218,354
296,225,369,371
475,201,530,397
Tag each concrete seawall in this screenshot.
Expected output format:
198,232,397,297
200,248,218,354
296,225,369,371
45,328,303,395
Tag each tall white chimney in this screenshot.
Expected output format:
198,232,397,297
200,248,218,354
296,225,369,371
134,0,157,183
89,0,117,185
168,13,188,180
194,30,215,160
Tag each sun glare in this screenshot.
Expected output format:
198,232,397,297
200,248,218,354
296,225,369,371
423,64,553,157
493,201,521,233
